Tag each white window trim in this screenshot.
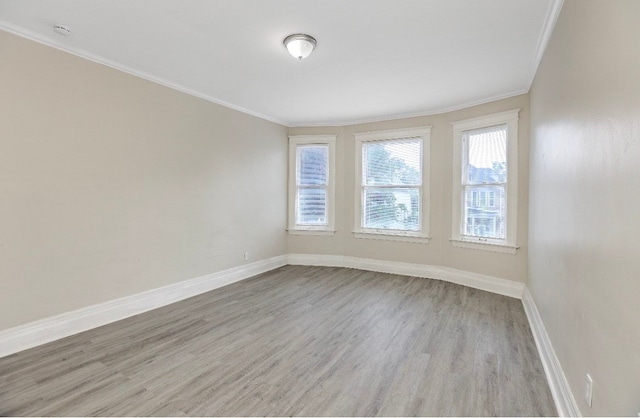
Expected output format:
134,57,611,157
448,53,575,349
451,109,520,254
353,126,431,244
288,135,336,235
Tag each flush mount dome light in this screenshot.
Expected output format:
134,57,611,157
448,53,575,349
283,33,317,60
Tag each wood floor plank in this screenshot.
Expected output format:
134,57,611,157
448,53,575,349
0,265,556,416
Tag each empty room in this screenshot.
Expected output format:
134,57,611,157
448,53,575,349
0,0,638,416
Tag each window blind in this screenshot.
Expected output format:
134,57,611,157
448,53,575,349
362,139,421,231
296,145,328,225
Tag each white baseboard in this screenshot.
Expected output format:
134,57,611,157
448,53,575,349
289,254,580,415
0,255,287,359
287,253,524,299
522,287,581,417
0,251,580,417
0,253,529,360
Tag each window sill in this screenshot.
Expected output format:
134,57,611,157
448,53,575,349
353,231,431,244
288,229,336,236
450,238,518,254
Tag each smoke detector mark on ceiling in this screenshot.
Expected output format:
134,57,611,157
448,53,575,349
53,25,71,36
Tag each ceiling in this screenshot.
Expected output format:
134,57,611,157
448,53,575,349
0,0,562,127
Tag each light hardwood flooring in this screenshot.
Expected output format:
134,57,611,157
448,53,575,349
0,265,556,416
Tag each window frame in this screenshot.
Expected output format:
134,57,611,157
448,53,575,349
288,135,336,235
353,126,431,244
451,109,520,254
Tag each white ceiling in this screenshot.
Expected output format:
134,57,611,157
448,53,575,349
0,0,562,127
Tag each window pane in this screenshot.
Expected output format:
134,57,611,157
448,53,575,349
363,187,419,231
466,125,507,184
463,185,505,239
364,139,421,186
297,188,327,225
298,145,328,185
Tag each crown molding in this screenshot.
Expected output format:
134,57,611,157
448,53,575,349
0,21,288,127
289,89,529,127
529,0,565,86
1,0,561,130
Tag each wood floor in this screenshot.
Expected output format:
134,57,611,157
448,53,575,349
0,266,556,416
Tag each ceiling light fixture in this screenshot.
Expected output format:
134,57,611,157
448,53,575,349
283,34,316,60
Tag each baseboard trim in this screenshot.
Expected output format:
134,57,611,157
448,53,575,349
522,287,581,417
0,255,287,359
287,253,524,299
0,254,527,359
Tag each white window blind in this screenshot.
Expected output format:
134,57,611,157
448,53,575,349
462,124,507,239
362,139,422,232
296,145,328,226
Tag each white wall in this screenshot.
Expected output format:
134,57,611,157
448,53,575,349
529,0,640,415
288,94,530,284
0,31,288,331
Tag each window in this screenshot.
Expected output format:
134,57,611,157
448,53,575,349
288,135,336,235
479,191,487,207
354,127,431,243
451,110,519,254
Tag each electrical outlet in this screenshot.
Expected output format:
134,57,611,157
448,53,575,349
585,373,593,407
244,252,250,261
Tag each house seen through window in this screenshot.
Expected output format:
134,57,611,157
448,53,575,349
462,124,507,239
451,109,518,253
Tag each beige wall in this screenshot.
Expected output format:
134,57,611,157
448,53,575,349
529,0,640,415
0,31,288,331
288,93,530,283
